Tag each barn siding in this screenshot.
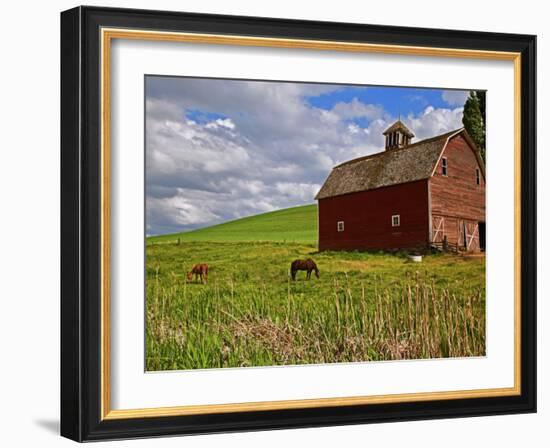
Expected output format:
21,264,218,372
318,180,430,251
430,134,486,251
431,216,482,251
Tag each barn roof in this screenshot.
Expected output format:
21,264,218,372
315,128,464,200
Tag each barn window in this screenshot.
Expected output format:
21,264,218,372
476,168,481,185
337,221,344,232
441,157,448,176
392,215,400,227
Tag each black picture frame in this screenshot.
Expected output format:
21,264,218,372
61,5,536,442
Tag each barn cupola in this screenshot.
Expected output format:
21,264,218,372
383,120,414,151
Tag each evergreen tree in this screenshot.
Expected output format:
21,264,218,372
476,90,486,127
462,91,486,162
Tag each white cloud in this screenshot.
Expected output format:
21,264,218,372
275,182,322,202
166,197,220,226
347,123,360,134
205,117,236,130
331,98,384,120
405,106,464,140
148,193,220,228
442,90,469,106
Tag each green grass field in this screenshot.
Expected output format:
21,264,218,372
146,205,485,371
148,203,317,244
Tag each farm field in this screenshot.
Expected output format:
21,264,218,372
146,205,486,371
148,203,318,244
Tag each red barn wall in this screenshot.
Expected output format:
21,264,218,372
430,134,486,251
318,179,429,251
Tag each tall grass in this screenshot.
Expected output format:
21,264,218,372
145,244,485,371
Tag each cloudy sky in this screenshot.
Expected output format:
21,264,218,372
146,76,469,236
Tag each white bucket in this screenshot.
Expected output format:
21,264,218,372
409,255,422,263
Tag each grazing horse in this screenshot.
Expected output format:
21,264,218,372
187,263,209,284
290,258,319,281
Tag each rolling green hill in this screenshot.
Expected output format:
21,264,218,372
148,203,318,244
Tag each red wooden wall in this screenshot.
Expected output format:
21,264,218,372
430,134,486,251
430,134,486,221
318,179,430,251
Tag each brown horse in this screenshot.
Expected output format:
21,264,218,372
290,258,319,281
186,263,209,284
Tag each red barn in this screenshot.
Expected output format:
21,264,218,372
315,121,486,253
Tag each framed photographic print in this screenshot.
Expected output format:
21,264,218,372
60,6,537,442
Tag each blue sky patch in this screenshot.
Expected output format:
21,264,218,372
345,117,371,128
306,86,465,117
186,109,227,124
